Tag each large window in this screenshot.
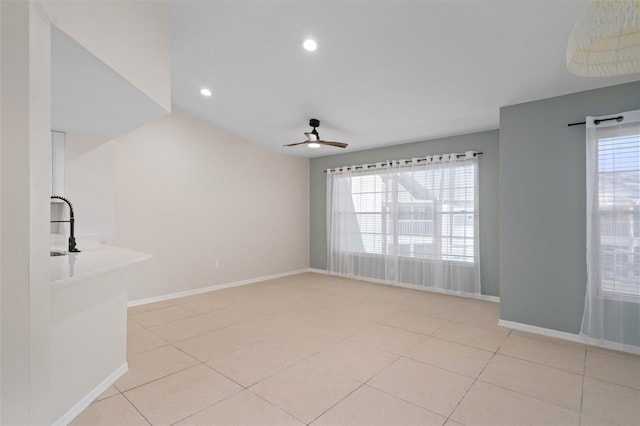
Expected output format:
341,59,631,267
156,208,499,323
595,129,640,298
345,164,475,263
327,154,480,296
582,110,640,348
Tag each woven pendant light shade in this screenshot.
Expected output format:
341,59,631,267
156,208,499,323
567,0,640,77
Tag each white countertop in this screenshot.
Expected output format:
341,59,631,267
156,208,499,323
50,244,152,287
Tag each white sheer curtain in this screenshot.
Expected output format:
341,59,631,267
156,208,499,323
327,152,480,297
582,110,640,351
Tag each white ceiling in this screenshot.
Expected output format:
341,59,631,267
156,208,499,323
51,27,168,139
169,0,640,158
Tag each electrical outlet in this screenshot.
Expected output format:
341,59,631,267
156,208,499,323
215,260,220,269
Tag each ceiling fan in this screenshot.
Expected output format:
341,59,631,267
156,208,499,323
284,119,348,149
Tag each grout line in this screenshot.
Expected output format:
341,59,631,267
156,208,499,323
131,311,199,330
120,390,153,425
494,351,585,376
444,328,512,422
92,388,121,404
405,352,486,381
425,326,507,354
457,329,586,419
578,346,587,426
245,388,308,425
580,374,640,392
360,356,451,421
473,378,582,414
116,361,200,394
128,301,179,315
126,342,171,357
167,386,245,426
429,318,451,335
371,317,449,336
307,381,367,425
363,383,448,423
200,359,248,389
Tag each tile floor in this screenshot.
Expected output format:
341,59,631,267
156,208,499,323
71,273,640,426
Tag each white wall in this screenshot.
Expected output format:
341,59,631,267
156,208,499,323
66,108,310,301
1,2,52,424
42,0,171,112
1,2,171,423
65,132,115,242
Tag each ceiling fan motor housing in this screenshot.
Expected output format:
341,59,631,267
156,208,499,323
282,118,347,148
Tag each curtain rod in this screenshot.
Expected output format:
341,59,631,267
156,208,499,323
567,116,624,127
324,151,482,173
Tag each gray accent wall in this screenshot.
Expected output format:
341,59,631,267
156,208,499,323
310,130,500,297
499,81,640,334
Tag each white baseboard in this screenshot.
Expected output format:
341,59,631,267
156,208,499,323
498,319,640,355
128,269,310,307
498,320,585,344
129,267,500,307
309,268,500,303
478,294,500,303
52,363,128,426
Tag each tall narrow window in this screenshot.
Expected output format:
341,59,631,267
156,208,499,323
327,153,480,297
582,110,640,349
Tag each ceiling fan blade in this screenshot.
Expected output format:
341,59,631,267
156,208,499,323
283,141,309,147
319,140,348,148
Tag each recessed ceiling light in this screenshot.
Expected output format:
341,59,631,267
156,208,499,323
200,88,212,97
308,142,321,148
303,39,317,52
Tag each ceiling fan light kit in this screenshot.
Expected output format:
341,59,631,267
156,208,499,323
283,118,349,149
567,0,640,77
303,38,318,52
